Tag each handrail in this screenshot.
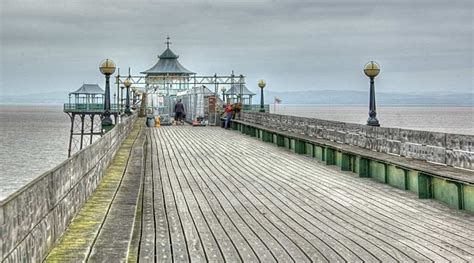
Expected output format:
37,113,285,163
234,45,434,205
63,103,120,112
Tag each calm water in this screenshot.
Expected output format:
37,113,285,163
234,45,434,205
0,104,472,200
0,104,70,200
273,105,474,135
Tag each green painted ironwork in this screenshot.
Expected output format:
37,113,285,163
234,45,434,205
276,134,285,147
418,173,432,199
386,165,408,190
242,104,270,112
370,161,387,183
341,153,352,171
357,157,369,177
294,140,306,154
64,103,120,113
325,148,336,165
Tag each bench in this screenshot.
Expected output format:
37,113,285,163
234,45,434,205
231,119,474,213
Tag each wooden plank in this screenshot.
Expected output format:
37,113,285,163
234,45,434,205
138,132,156,261
216,152,399,262
231,130,474,261
154,130,192,262
159,129,225,262
162,128,251,262
171,132,276,262
165,129,294,262
44,122,144,262
234,128,474,229
148,125,474,262
185,128,404,262
88,124,146,262
150,131,172,262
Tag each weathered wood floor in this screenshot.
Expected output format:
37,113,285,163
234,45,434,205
48,125,474,262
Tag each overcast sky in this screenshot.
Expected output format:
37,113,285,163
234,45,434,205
0,0,472,96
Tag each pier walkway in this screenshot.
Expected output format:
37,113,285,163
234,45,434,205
46,124,474,262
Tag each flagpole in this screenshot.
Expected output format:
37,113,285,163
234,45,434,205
274,97,276,113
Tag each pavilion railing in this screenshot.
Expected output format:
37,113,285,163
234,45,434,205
242,104,270,112
63,103,120,113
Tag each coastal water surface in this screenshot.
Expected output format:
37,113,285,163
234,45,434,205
0,104,472,200
0,104,69,200
274,105,474,135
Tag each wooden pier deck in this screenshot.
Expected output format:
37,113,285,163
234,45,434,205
46,125,474,262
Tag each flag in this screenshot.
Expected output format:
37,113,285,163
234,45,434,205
274,97,282,104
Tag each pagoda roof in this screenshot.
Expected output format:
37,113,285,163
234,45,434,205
224,84,256,96
70,84,104,95
141,47,195,75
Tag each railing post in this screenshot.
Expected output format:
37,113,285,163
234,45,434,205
418,173,432,199
325,148,336,165
276,135,285,147
357,157,369,177
341,153,352,171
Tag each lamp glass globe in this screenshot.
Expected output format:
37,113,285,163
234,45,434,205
124,78,132,88
99,59,116,75
364,61,380,77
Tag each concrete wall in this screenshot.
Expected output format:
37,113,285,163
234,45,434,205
0,115,137,262
241,112,474,170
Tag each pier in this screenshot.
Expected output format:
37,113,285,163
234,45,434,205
1,42,473,262
2,113,473,262
47,119,474,262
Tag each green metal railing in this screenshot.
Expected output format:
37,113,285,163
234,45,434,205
242,104,270,112
63,103,120,113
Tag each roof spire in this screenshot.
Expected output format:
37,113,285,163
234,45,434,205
165,36,171,49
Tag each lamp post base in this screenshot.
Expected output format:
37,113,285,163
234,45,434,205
259,108,265,113
102,115,113,125
101,123,115,133
101,114,114,133
367,117,380,126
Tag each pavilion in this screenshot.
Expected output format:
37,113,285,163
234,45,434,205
141,37,195,95
141,37,196,120
224,83,256,105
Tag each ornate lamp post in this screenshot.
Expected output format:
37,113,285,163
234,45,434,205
258,79,266,112
120,86,124,112
99,59,116,128
136,92,141,110
124,77,132,115
364,61,381,126
221,87,226,102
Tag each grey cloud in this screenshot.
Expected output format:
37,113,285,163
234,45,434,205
0,0,472,96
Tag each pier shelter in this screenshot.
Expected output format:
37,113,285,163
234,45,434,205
65,84,104,112
224,83,255,105
63,84,120,157
141,39,195,121
118,37,262,125
176,85,221,124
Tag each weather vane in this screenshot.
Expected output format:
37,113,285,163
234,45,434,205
165,36,171,48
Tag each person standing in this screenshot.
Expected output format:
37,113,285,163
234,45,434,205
224,102,233,129
174,99,185,125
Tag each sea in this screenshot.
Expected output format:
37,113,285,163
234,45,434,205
0,103,473,200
